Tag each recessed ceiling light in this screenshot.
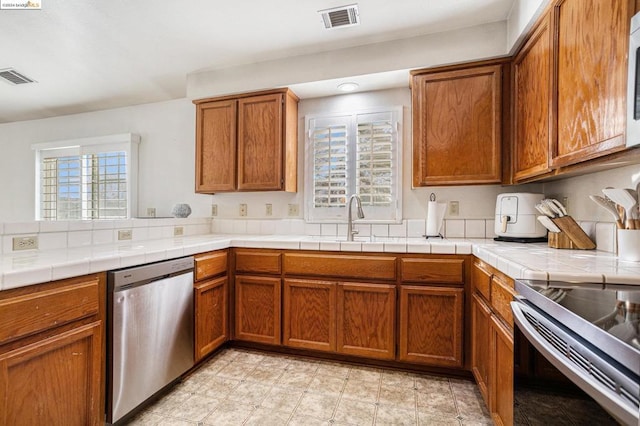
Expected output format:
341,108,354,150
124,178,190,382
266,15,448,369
337,82,359,92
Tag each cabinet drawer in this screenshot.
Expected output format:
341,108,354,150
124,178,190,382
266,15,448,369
235,250,282,275
195,251,228,281
491,276,516,328
400,258,464,284
0,276,100,345
472,262,491,300
284,253,396,281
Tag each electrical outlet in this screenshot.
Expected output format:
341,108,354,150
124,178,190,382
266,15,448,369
12,236,38,251
288,203,299,216
146,207,156,217
211,204,218,216
118,229,132,240
239,203,247,217
449,201,460,216
174,226,184,236
266,203,273,216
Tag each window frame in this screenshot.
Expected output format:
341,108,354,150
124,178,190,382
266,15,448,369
304,106,403,223
32,133,140,220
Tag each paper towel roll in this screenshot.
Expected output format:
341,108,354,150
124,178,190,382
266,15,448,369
426,201,446,237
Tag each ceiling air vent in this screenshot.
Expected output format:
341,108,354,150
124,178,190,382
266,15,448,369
0,68,36,85
319,4,359,29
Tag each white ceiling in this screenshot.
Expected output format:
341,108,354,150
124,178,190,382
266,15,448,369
0,0,515,123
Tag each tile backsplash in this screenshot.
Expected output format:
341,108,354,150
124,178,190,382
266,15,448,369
0,217,619,254
0,218,212,255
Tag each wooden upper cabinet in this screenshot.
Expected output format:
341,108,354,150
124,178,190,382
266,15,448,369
551,0,632,167
194,88,298,193
195,100,237,192
412,63,503,186
238,93,284,191
512,13,553,182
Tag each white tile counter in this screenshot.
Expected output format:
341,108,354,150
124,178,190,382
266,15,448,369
0,234,638,291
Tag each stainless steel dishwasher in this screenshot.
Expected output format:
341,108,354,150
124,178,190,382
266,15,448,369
106,256,194,424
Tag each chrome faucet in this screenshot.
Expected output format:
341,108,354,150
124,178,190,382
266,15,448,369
347,194,365,241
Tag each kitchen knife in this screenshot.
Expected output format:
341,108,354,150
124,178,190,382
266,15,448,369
537,215,560,233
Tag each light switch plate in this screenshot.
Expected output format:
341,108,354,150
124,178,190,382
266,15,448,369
288,203,299,216
266,203,273,216
174,226,184,236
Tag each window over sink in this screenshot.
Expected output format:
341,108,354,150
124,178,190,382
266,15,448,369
32,133,139,220
304,106,402,223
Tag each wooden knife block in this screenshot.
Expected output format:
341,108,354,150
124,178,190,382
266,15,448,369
548,216,596,250
548,232,577,249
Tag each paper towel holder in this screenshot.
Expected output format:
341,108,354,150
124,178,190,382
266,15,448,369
424,193,444,239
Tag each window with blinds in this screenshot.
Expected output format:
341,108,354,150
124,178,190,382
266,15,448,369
40,152,128,220
305,107,402,222
33,133,139,221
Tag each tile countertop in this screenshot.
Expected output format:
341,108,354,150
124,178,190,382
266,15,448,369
0,234,638,291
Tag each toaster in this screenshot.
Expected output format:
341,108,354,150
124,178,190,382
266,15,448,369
494,193,547,240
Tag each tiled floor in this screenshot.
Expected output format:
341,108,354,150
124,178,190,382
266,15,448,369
126,348,492,426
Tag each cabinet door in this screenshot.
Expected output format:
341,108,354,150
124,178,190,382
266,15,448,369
490,315,514,426
412,64,502,186
237,93,284,190
195,276,228,362
471,294,492,409
283,279,336,352
195,100,237,192
398,285,464,367
337,283,395,360
0,322,102,426
512,14,552,181
235,275,281,344
552,0,631,166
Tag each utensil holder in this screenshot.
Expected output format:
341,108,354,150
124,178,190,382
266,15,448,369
617,229,640,261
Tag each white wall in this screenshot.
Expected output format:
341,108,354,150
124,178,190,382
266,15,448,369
187,22,508,100
543,165,640,222
505,0,549,53
0,98,213,222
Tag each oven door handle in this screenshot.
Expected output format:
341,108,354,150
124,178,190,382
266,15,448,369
511,301,638,426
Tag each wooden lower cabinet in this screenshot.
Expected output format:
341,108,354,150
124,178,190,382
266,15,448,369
235,275,281,345
194,276,228,362
398,285,464,367
337,282,395,360
471,293,492,407
283,279,336,352
0,322,102,426
282,280,395,360
490,314,514,426
0,273,105,426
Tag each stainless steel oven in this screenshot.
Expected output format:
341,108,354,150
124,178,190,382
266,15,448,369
512,280,639,425
627,11,640,147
